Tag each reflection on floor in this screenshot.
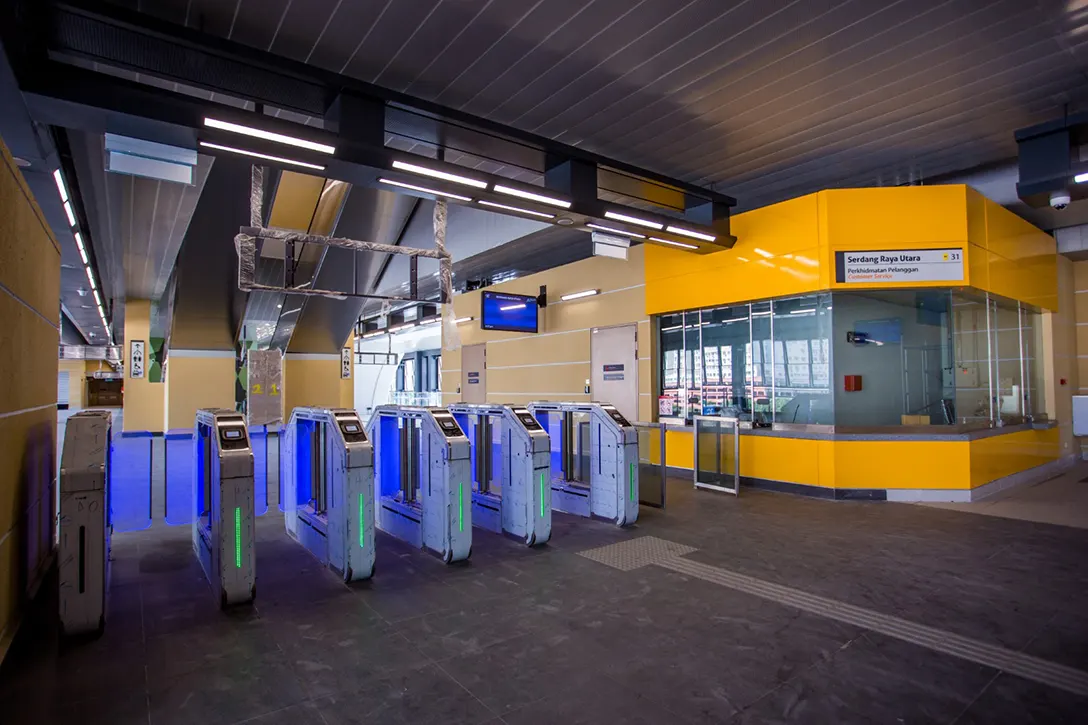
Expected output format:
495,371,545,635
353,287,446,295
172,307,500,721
920,463,1088,530
2,479,1086,724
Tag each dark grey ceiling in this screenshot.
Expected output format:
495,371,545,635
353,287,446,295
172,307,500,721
109,0,1088,212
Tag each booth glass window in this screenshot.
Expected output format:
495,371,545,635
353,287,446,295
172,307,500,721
657,290,1047,429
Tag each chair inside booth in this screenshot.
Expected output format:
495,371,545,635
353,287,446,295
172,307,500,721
293,417,329,531
534,409,591,491
377,415,423,517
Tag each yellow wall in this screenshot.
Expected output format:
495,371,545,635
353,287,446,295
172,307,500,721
442,245,652,420
284,355,346,415
163,353,237,430
646,185,1057,315
58,360,86,408
122,300,164,432
0,138,60,662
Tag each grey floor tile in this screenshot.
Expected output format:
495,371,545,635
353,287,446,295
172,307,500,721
953,674,1088,725
281,628,432,699
231,700,328,725
313,663,496,725
500,671,689,725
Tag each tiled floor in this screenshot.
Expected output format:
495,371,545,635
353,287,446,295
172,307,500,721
3,478,1087,724
921,464,1088,529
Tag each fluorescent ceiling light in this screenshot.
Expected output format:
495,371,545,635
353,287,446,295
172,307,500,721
499,303,526,311
789,308,816,315
661,325,682,332
753,248,773,258
85,266,96,290
649,236,697,250
493,184,571,209
378,178,471,201
74,232,84,250
53,169,68,203
77,244,88,265
63,201,76,227
561,289,599,301
586,223,645,239
1076,173,1088,183
93,289,101,305
454,316,475,324
389,322,417,333
391,160,487,189
477,200,555,219
204,117,335,154
604,211,663,230
362,330,385,339
198,142,326,171
665,225,716,242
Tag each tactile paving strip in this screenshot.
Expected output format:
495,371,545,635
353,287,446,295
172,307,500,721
577,536,698,571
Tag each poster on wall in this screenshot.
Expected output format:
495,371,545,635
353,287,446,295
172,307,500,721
341,347,352,379
129,340,145,379
835,248,964,284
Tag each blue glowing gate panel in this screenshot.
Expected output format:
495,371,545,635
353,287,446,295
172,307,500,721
164,429,194,525
377,415,402,499
109,432,153,532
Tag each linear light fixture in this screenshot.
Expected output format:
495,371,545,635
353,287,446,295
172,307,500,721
378,178,472,201
85,266,96,290
53,169,69,203
93,289,101,306
665,225,716,242
586,223,645,239
204,117,335,154
499,303,526,311
1076,173,1088,183
649,236,697,250
74,233,89,264
63,201,76,227
561,289,599,301
454,316,475,324
604,211,663,230
198,141,326,171
362,330,385,339
388,322,417,333
391,160,487,189
789,308,816,315
477,199,555,219
493,184,571,209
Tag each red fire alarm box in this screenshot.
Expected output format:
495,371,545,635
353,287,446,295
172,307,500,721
844,375,863,392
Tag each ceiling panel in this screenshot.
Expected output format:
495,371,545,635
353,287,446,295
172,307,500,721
103,0,1088,213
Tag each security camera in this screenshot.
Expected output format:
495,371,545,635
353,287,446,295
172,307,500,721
1050,190,1071,210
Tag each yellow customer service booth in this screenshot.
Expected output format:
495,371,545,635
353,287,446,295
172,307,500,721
647,185,1063,501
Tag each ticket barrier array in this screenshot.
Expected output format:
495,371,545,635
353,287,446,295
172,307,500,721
448,404,551,546
281,407,375,581
193,409,256,607
58,410,113,636
365,406,472,563
527,402,639,526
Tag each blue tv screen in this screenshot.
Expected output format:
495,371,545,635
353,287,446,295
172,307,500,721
481,291,538,333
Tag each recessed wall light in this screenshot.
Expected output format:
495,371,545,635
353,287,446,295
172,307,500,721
477,200,555,219
391,160,487,189
204,117,336,154
604,211,663,230
454,316,475,324
493,184,571,209
649,236,698,250
63,201,76,227
198,141,326,171
53,169,68,203
378,178,472,201
586,223,646,239
560,289,599,301
665,225,716,242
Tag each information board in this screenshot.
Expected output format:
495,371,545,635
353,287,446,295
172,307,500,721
835,248,964,284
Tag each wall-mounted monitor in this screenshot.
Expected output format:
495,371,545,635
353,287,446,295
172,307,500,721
481,291,538,333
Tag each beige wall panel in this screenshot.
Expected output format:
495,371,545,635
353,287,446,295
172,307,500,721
0,150,60,324
165,357,237,430
284,358,343,414
1072,260,1088,292
485,363,591,399
0,292,59,416
0,407,54,548
123,301,165,432
486,330,592,368
59,360,86,407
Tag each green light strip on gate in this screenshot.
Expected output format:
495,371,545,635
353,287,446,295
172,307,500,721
629,463,635,501
539,472,545,518
234,507,242,568
458,483,464,532
359,493,365,549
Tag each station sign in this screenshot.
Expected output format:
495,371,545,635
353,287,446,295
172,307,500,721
835,248,964,284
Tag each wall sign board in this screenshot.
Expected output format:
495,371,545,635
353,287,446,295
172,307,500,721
835,248,964,284
129,340,145,379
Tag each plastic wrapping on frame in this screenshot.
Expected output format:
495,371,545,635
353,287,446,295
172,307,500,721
234,165,454,303
435,200,461,351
